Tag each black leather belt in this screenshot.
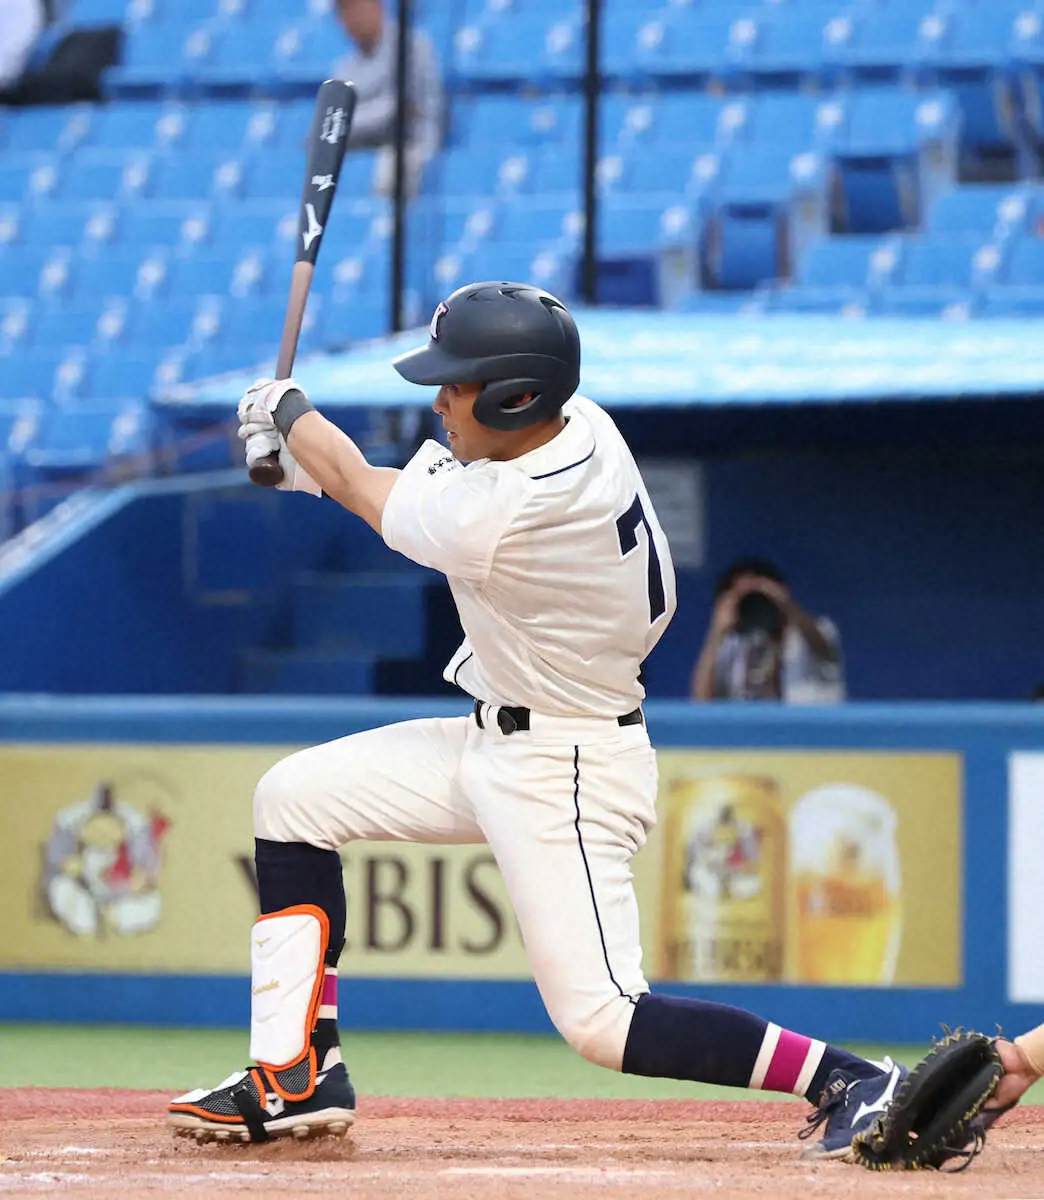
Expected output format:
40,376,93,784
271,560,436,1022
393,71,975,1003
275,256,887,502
473,700,643,735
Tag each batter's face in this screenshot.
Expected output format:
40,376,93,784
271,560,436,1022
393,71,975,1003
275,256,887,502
433,382,493,462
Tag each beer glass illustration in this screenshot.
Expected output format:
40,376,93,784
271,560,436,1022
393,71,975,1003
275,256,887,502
788,783,902,984
660,775,785,982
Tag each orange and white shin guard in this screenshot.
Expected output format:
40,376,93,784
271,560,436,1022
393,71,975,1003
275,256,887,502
249,904,329,1102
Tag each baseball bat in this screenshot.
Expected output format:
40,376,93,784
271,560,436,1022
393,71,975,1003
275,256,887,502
249,78,357,487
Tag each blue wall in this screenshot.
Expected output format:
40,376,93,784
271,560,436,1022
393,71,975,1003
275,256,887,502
2,695,1043,1045
644,442,1044,701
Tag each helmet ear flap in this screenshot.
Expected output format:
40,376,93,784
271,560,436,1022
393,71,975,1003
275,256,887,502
473,378,554,430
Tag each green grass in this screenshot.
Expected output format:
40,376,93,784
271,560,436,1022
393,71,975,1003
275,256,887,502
4,1026,1043,1103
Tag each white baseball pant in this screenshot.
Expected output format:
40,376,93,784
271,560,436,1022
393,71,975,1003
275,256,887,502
254,708,658,1069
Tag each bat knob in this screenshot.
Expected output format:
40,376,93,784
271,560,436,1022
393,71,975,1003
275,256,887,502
249,453,285,487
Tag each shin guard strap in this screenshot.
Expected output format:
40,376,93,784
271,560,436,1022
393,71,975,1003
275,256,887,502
231,1076,270,1143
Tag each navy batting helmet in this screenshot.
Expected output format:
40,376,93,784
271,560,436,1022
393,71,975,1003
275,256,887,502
392,281,581,431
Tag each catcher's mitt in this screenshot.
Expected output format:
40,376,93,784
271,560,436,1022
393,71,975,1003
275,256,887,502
851,1031,1003,1172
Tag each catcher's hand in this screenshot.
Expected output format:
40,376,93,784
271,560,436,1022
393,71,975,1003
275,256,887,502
851,1031,1003,1172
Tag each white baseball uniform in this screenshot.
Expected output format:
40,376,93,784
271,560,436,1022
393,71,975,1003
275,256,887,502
255,394,677,1069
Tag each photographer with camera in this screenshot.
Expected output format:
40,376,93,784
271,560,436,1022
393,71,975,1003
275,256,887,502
691,558,845,703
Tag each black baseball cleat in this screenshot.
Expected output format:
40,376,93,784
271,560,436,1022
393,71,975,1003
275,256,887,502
168,1056,356,1143
799,1057,907,1161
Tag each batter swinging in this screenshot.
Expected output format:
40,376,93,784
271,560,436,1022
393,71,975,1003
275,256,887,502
168,282,898,1158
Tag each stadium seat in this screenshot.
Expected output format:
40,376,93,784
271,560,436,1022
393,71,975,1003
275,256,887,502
148,155,244,201
746,92,844,150
796,235,902,290
1,106,93,155
454,15,583,84
32,303,132,351
119,202,212,250
0,157,60,204
57,151,150,202
458,95,582,150
20,403,153,482
741,13,838,87
209,200,295,250
926,7,1026,169
0,248,76,301
927,185,1034,237
18,203,118,248
105,24,219,96
87,102,183,152
999,235,1044,287
704,202,787,289
166,250,267,299
876,235,1002,312
831,11,946,80
87,355,166,401
72,250,168,302
133,301,222,352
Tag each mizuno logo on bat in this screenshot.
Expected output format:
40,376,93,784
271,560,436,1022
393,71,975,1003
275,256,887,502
312,174,334,191
302,203,323,250
321,106,346,144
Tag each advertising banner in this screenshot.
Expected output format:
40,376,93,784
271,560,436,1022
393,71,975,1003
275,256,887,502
1008,752,1044,1003
648,750,962,987
0,743,961,987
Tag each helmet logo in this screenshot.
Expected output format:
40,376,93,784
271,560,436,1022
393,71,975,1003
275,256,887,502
430,301,449,341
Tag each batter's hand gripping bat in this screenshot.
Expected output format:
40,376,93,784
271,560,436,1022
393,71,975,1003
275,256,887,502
248,78,356,487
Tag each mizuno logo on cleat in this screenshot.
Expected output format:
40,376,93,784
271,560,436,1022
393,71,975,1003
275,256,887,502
853,1063,903,1127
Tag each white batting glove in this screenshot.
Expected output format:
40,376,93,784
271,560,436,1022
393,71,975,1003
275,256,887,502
238,427,323,497
236,377,307,431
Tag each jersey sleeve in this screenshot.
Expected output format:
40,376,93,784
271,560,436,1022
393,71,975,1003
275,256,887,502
380,440,526,583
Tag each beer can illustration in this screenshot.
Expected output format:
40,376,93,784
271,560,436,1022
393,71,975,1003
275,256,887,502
788,783,902,985
660,775,785,981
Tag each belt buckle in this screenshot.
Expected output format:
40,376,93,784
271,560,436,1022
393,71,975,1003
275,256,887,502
496,708,518,735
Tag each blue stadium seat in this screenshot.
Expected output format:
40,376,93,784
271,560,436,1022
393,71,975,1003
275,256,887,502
66,0,131,20
455,15,583,84
704,202,786,289
195,24,287,89
0,300,33,351
57,151,150,202
87,356,165,401
272,22,343,88
72,250,169,302
600,195,693,254
436,146,526,198
619,145,715,197
32,303,131,351
18,203,118,248
458,95,582,149
496,200,579,248
2,106,94,155
927,186,1034,237
795,235,901,290
875,235,1002,312
741,13,836,86
832,11,946,80
148,155,244,201
523,152,580,196
210,200,295,250
978,290,1044,315
1000,236,1044,287
181,101,279,155
105,24,219,95
87,102,183,151
928,8,1025,161
714,144,823,206
119,202,212,250
0,157,60,204
270,99,318,150
240,151,308,201
21,403,153,479
747,92,844,150
132,301,220,352
0,351,87,402
166,250,267,299
0,248,76,301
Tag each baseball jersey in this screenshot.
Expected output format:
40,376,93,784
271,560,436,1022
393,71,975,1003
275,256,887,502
381,395,677,717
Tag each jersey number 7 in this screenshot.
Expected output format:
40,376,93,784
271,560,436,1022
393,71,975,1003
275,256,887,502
616,494,666,623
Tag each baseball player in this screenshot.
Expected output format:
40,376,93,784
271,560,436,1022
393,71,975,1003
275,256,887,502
168,282,898,1157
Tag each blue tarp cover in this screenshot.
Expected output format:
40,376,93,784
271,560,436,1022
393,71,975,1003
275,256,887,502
167,312,1044,410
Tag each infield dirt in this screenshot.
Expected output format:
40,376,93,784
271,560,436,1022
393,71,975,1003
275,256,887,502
3,1091,1044,1198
